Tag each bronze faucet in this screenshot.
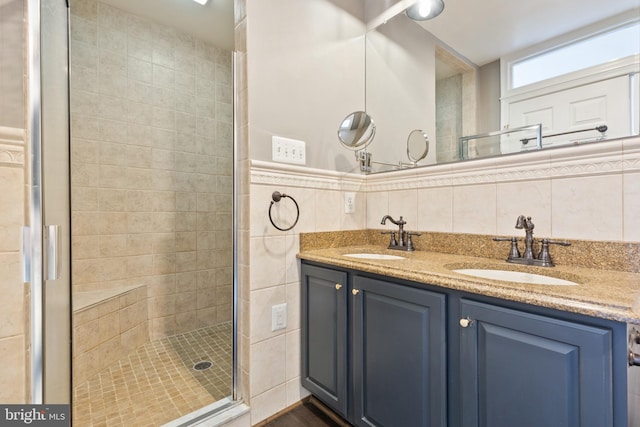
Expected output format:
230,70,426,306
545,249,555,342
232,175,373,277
381,215,420,251
494,215,570,267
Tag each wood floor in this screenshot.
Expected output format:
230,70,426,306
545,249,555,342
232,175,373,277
259,398,351,427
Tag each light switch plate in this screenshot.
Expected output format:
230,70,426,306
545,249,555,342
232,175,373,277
272,303,287,331
272,136,306,165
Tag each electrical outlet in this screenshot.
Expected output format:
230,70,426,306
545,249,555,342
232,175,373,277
271,303,287,331
272,136,306,165
344,192,355,214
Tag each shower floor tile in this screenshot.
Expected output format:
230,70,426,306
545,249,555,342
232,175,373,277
73,322,232,427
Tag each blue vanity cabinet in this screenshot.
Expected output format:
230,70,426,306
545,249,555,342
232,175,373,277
301,261,627,427
458,299,615,427
301,263,348,418
351,275,447,427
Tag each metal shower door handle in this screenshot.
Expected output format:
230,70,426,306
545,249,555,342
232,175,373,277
22,226,31,283
45,225,60,281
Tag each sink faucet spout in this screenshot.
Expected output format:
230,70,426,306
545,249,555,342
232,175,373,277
381,215,404,227
515,215,535,259
380,215,419,251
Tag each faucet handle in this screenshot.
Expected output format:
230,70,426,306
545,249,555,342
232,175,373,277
493,237,521,261
537,239,570,267
546,239,571,247
406,232,421,251
381,231,397,247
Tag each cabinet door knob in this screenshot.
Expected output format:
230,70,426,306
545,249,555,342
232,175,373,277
352,289,360,296
459,317,474,328
335,283,342,290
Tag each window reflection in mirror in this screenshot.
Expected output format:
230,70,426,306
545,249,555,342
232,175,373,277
364,2,639,174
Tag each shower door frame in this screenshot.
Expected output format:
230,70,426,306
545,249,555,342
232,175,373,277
26,0,72,404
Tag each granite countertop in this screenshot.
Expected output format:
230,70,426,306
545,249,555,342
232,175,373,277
298,245,640,324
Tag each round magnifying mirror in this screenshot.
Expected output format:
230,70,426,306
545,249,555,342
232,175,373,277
407,129,429,165
338,111,376,150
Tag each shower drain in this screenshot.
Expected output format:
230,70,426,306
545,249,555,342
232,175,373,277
193,361,213,371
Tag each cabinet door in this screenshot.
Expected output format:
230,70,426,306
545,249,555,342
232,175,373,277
352,276,447,427
459,299,613,427
301,264,348,417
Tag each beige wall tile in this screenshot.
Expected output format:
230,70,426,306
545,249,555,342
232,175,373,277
366,191,389,229
285,282,300,332
72,187,99,211
147,274,176,297
249,384,287,425
0,253,25,337
286,378,309,408
99,212,128,235
0,336,25,403
97,336,121,369
249,335,286,396
71,138,99,164
452,184,497,235
74,318,102,354
127,234,154,255
387,189,419,228
127,255,153,277
285,330,299,382
623,172,640,242
250,286,285,343
72,163,99,190
149,315,177,340
249,236,287,290
99,234,127,256
98,188,127,211
496,180,551,237
175,291,197,313
176,251,197,272
149,294,176,318
120,302,141,332
176,271,197,291
196,306,217,328
417,186,453,233
551,175,623,240
175,310,197,333
98,311,120,341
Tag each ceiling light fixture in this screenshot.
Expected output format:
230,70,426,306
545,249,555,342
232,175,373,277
192,0,208,5
405,0,445,20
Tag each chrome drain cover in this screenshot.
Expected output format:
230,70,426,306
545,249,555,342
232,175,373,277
193,361,213,371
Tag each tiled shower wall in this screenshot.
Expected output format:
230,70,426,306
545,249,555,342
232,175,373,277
69,0,233,340
436,74,462,163
0,0,27,403
0,127,26,402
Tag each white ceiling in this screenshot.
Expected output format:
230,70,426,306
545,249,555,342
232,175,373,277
417,0,640,66
100,0,234,51
97,0,639,67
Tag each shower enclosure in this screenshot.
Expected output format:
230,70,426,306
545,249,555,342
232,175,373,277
27,0,237,424
68,0,236,424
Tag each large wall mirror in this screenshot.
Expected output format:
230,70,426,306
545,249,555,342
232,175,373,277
361,0,640,173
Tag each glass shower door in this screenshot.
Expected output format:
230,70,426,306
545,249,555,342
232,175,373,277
67,0,236,424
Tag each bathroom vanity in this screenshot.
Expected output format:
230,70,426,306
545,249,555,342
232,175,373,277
299,245,640,427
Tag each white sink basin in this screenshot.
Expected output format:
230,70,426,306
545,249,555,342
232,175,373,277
344,253,405,260
453,268,579,286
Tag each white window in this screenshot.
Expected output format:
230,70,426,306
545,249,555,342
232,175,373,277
510,22,640,89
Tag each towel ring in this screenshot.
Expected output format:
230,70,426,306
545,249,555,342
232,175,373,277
269,191,299,231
